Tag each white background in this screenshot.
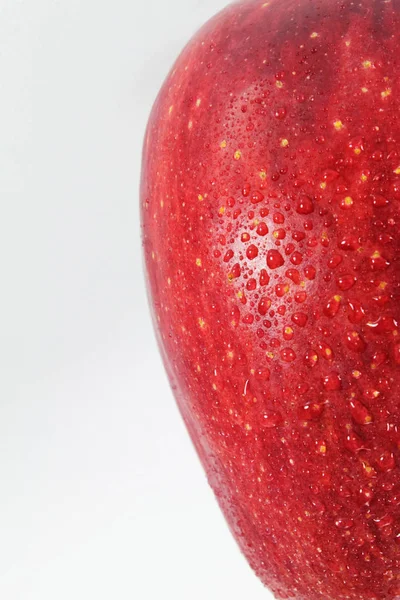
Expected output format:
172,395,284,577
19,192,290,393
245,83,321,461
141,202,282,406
0,1,270,598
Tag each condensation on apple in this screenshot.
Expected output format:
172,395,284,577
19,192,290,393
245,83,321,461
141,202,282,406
141,1,400,598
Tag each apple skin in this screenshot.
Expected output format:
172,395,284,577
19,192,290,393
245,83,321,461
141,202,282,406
141,0,400,598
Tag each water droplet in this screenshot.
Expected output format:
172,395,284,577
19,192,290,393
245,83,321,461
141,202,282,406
372,194,389,208
318,343,334,360
371,350,386,369
323,295,341,318
274,107,287,120
347,301,365,324
346,330,367,352
224,249,234,262
363,388,380,400
294,291,307,303
335,517,354,530
378,232,393,245
256,222,269,236
328,254,343,269
350,399,373,425
237,290,247,304
286,269,301,284
336,274,356,290
258,297,272,316
285,243,295,256
297,402,324,421
304,220,313,231
366,315,398,334
229,263,241,279
246,278,257,291
259,269,270,286
241,232,250,243
254,368,270,381
376,451,396,472
283,326,294,341
340,196,354,210
371,150,383,161
273,212,285,224
292,312,308,327
344,430,365,453
304,349,318,367
374,514,394,537
242,183,251,197
310,497,326,514
323,169,340,182
296,196,314,214
297,382,309,395
359,486,374,504
304,266,316,280
290,251,303,265
267,249,284,269
276,283,290,297
260,411,283,428
323,372,342,390
251,190,264,204
274,228,286,241
292,231,306,242
246,244,259,260
242,313,254,325
339,235,359,251
281,348,296,362
369,250,390,271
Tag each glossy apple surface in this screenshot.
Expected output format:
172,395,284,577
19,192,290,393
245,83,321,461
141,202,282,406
141,0,400,598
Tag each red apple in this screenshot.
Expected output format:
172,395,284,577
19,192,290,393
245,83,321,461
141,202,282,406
141,0,400,597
